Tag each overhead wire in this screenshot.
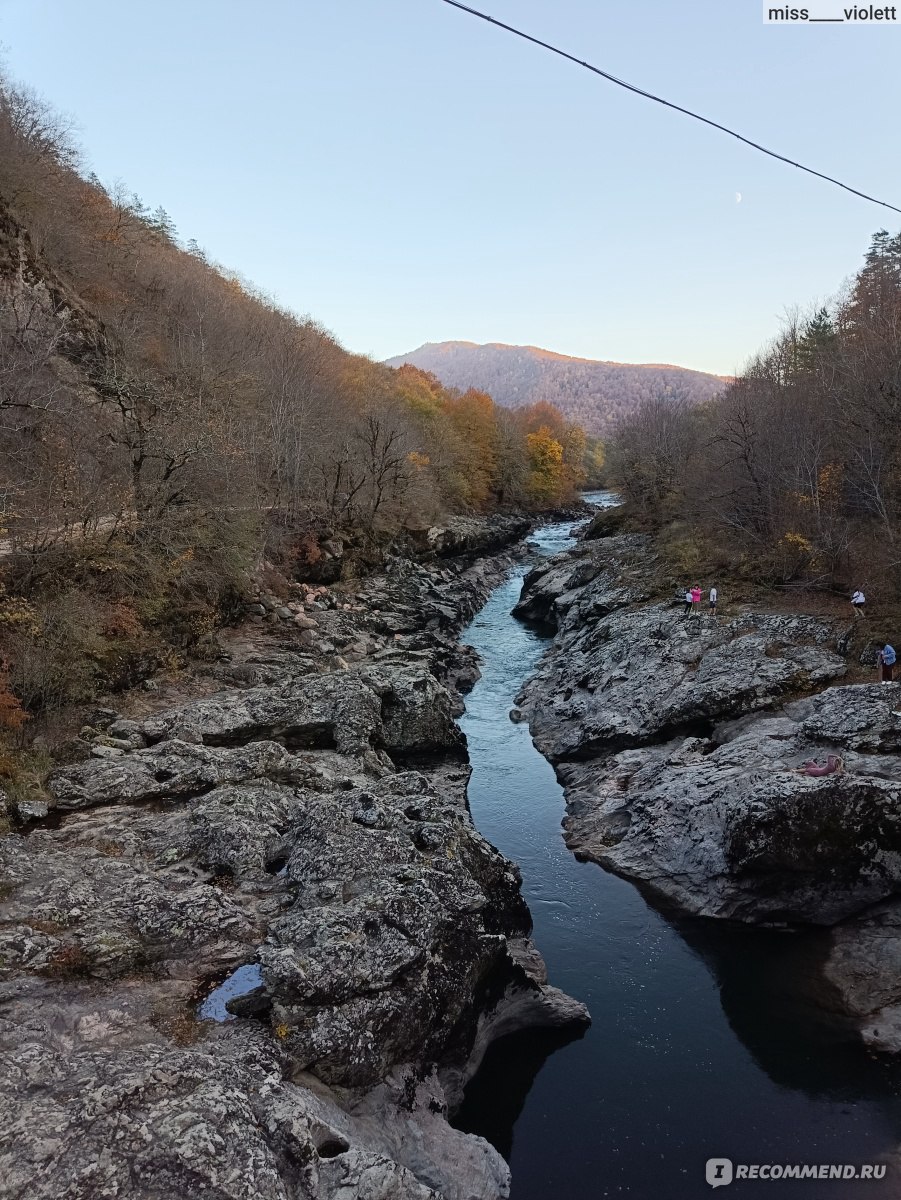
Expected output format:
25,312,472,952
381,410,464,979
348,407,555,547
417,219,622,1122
438,0,901,216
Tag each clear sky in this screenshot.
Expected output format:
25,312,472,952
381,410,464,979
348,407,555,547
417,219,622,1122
1,0,899,376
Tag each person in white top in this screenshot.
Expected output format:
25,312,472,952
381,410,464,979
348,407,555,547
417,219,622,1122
709,586,718,615
851,589,866,617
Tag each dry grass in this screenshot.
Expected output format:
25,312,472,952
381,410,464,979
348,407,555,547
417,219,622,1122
152,1007,207,1046
43,942,90,977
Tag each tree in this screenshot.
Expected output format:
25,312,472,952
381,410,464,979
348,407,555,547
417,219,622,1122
442,390,499,509
525,426,565,506
797,307,836,373
148,205,177,242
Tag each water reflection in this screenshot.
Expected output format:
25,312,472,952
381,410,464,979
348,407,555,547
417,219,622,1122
455,1024,589,1161
669,912,901,1101
197,962,263,1022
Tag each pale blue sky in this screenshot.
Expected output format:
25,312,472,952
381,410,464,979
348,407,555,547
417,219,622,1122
1,0,898,375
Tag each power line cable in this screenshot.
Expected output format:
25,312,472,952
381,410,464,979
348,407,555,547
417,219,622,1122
439,0,901,216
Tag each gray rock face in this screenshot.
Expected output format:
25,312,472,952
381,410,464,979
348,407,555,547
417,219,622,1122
512,534,650,627
560,695,901,922
516,532,901,1050
823,898,901,1053
406,515,532,560
518,538,846,759
138,671,385,754
518,542,897,922
0,1008,495,1200
131,665,464,762
791,685,901,753
47,739,309,812
256,768,537,1088
0,528,589,1199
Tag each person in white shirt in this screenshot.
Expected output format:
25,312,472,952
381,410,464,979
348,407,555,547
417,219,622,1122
851,589,866,617
709,586,718,616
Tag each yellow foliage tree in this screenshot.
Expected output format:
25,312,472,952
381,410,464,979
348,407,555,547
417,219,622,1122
442,390,499,510
526,426,565,506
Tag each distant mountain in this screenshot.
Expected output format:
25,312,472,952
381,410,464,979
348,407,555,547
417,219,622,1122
385,341,727,436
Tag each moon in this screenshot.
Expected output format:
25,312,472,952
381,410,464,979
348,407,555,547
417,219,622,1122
735,191,742,204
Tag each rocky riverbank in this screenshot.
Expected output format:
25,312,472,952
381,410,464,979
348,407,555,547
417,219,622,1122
514,532,901,1051
0,514,589,1200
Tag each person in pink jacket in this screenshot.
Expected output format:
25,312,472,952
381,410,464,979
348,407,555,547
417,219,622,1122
690,585,702,614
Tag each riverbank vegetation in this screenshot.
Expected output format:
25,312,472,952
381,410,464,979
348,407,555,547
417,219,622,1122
0,71,592,738
606,230,901,597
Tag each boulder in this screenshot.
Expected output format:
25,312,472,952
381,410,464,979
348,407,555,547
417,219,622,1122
558,687,901,924
517,538,846,759
133,666,464,762
259,770,537,1086
47,739,308,812
361,665,465,758
824,898,901,1052
406,515,532,560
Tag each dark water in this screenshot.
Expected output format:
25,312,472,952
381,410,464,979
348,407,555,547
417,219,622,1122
455,497,901,1199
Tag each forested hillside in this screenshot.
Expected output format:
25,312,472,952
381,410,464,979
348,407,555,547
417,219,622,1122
386,341,726,435
0,73,590,734
606,230,901,595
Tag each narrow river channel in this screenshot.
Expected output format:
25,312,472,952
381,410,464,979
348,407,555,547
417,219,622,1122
454,500,901,1199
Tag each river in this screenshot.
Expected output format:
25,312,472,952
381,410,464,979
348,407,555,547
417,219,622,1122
454,498,901,1199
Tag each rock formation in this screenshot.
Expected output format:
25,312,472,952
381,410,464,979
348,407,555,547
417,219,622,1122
0,517,588,1200
514,532,901,1047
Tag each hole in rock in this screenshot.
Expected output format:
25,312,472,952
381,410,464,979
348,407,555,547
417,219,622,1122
206,862,234,882
316,1138,350,1159
283,724,337,751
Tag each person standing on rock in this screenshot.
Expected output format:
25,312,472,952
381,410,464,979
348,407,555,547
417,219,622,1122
709,586,718,617
852,589,866,617
691,585,702,616
879,643,896,683
683,588,693,617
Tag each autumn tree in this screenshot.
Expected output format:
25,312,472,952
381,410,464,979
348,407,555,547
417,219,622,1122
525,426,565,506
607,229,901,587
0,65,601,730
442,389,500,510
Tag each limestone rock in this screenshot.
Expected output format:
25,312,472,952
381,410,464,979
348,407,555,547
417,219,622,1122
0,515,592,1198
47,739,308,813
516,537,901,927
559,690,901,923
822,898,901,1053
0,1018,469,1200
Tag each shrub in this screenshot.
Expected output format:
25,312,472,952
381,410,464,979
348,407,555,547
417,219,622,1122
4,589,104,715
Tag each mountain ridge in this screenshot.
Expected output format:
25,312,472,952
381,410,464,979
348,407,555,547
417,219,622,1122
386,340,728,436
394,339,730,375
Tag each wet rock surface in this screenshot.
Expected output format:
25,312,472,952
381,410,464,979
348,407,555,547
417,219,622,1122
515,533,901,1046
0,518,589,1200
